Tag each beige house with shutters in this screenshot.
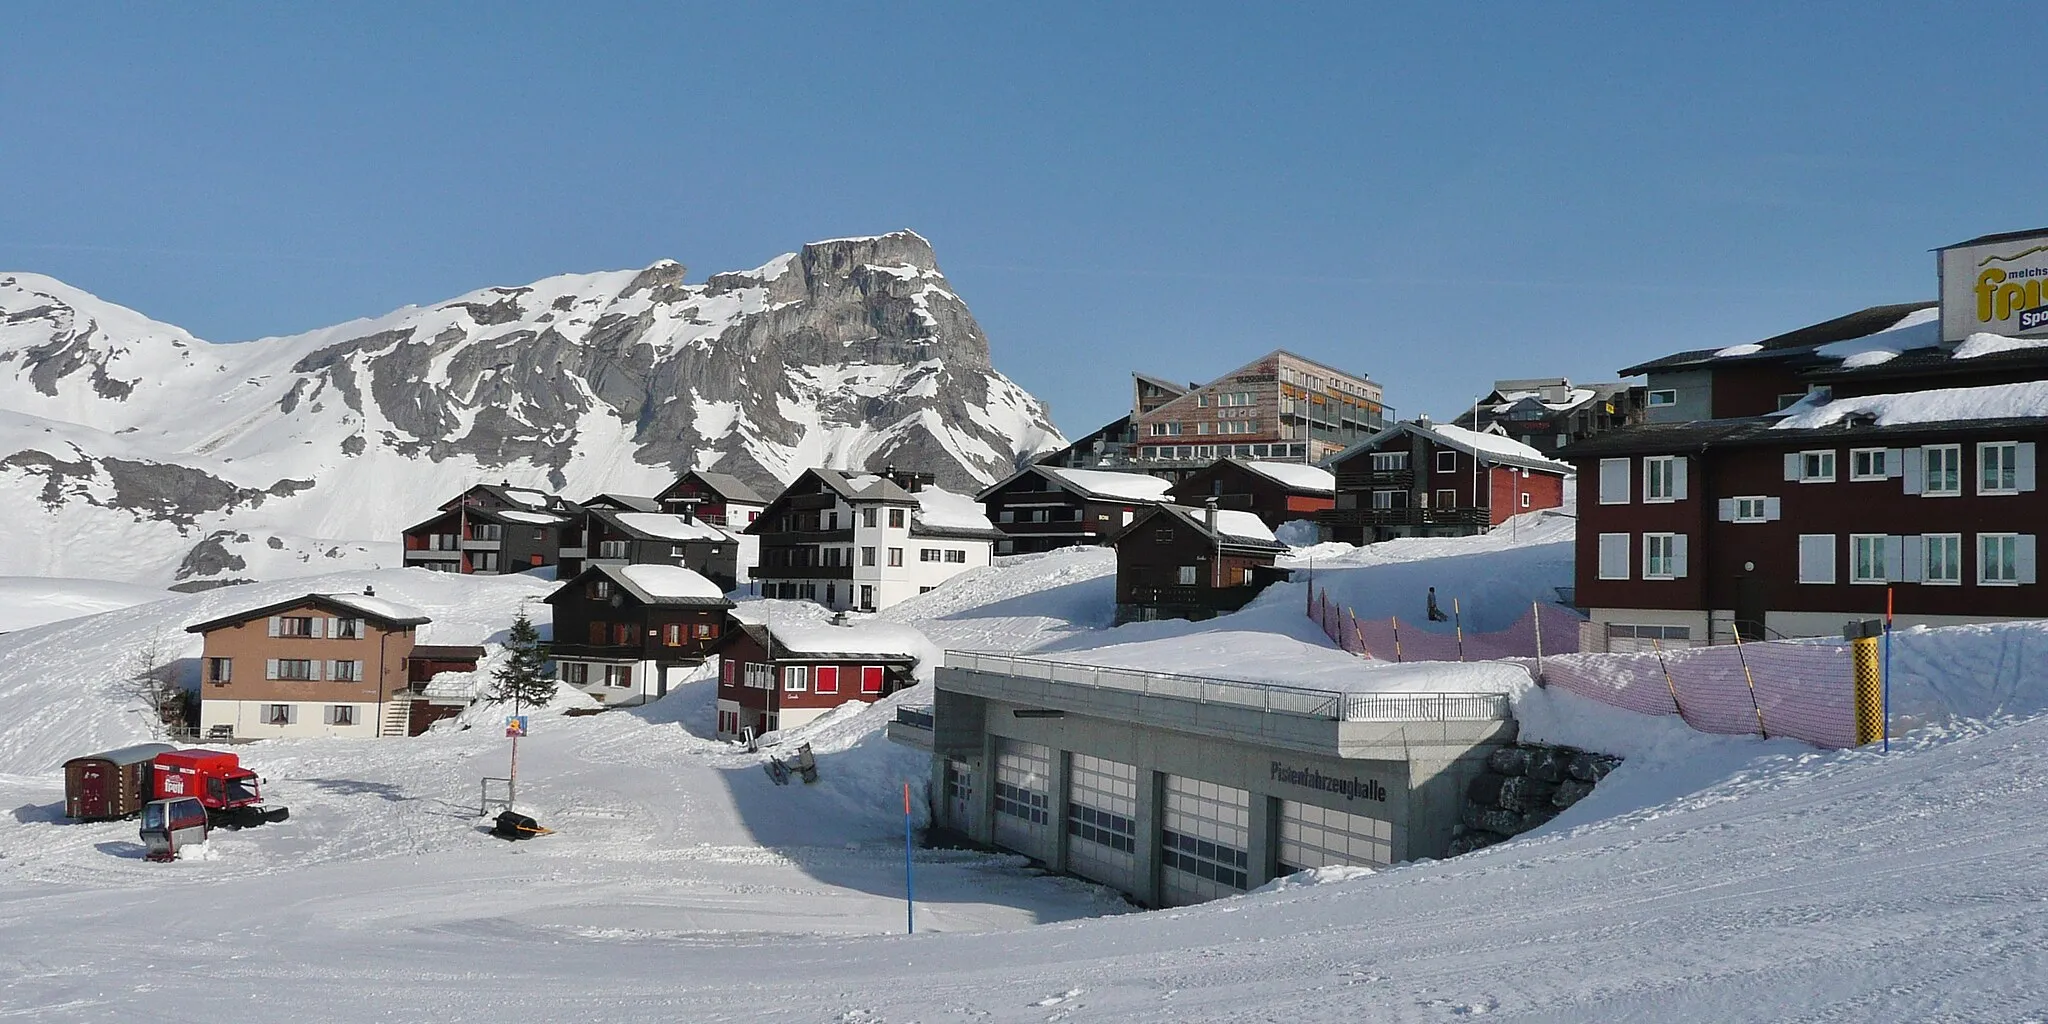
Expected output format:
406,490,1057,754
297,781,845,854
187,590,430,740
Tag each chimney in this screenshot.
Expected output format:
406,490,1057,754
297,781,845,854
363,585,376,597
1203,496,1218,532
830,610,850,627
1415,413,1432,428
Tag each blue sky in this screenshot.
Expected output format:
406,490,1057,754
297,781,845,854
2,4,2035,437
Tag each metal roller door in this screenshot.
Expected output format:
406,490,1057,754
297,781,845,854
1277,799,1392,875
992,739,1053,861
1158,775,1250,907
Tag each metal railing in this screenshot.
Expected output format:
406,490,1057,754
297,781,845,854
895,706,934,731
944,651,1511,724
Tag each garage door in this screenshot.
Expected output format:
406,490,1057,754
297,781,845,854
992,739,1053,861
1158,775,1250,907
1277,799,1392,875
1065,753,1139,894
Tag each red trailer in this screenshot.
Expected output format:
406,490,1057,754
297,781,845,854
150,749,289,827
64,743,179,820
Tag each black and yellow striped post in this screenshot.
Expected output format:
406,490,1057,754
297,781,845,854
1852,635,1885,746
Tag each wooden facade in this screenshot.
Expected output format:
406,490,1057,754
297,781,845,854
188,592,430,740
1112,504,1290,624
1165,459,1335,530
400,484,581,575
1319,421,1570,545
545,564,734,705
977,465,1173,554
713,622,918,738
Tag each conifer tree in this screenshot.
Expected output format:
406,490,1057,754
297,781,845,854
488,610,555,710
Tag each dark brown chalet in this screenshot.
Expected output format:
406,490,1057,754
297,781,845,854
655,470,770,529
579,506,741,590
401,484,583,575
976,465,1174,555
1624,301,1937,424
402,644,484,735
1112,503,1291,624
714,618,922,739
1319,419,1571,545
545,563,734,705
1166,459,1335,530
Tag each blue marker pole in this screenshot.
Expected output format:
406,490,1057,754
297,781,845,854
902,781,916,934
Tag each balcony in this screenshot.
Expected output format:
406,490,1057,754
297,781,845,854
558,546,587,559
751,564,856,581
759,529,855,545
1122,583,1264,612
461,538,502,551
1334,469,1413,489
403,548,461,561
1317,506,1488,528
543,642,641,661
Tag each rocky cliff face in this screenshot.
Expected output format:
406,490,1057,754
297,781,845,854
0,231,1062,585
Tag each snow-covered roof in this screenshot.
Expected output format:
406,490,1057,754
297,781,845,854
186,591,432,633
1323,421,1573,476
613,512,733,542
1489,387,1597,413
911,487,999,534
1240,461,1335,494
1042,467,1175,502
1811,307,1941,367
320,592,431,623
1142,505,1285,549
501,487,552,509
616,564,729,603
1772,379,2048,430
757,620,930,660
498,509,567,525
672,470,768,506
1955,332,2048,360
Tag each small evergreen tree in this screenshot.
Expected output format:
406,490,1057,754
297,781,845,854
488,610,555,710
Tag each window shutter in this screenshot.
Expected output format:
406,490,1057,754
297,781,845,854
1798,535,1836,584
1899,536,1923,583
313,660,325,681
1599,459,1629,504
2019,535,2039,585
1717,498,1735,522
1902,448,1923,494
1670,534,1688,578
312,617,326,639
2019,442,2038,493
266,658,279,680
1670,459,1688,501
268,616,281,638
1763,497,1782,521
1597,533,1629,580
323,705,336,725
1783,453,1800,482
1885,449,1904,479
1885,536,1906,582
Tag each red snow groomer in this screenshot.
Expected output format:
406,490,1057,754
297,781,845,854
150,750,290,828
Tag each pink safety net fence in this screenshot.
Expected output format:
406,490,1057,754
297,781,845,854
1308,586,1583,661
1514,640,1858,748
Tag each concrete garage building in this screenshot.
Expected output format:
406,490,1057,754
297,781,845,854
926,652,1515,907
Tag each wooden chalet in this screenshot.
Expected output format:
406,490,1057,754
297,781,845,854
1112,502,1291,624
1166,458,1336,530
1319,419,1571,545
544,563,735,705
401,484,583,575
714,616,923,738
976,464,1175,554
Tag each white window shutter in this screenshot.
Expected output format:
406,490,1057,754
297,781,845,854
313,617,326,639
1899,535,1923,583
2019,442,2038,492
1783,453,1801,481
266,658,279,680
1763,496,1783,521
1886,449,1904,479
313,660,325,681
1885,536,1905,582
1599,459,1630,504
1717,498,1735,522
1799,535,1836,584
1671,459,1688,501
268,616,281,638
1598,533,1630,580
1671,534,1688,578
2019,535,2039,585
323,705,335,725
1902,448,1924,494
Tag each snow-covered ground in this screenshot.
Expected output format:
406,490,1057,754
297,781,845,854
2,519,2047,1021
0,575,167,633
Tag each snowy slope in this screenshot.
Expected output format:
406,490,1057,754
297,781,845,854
0,231,1064,585
0,576,167,633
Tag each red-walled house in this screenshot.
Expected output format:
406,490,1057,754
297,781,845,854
656,470,770,529
1318,419,1572,544
714,617,925,739
1166,459,1335,530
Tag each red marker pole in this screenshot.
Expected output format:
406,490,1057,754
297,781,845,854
902,782,916,935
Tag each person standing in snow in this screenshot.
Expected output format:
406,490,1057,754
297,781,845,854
1427,587,1449,622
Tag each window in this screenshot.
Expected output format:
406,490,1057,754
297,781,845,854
591,580,612,599
888,548,903,567
1644,456,1685,501
861,547,877,566
598,540,629,558
1850,534,1889,584
743,663,775,689
1435,451,1457,473
919,548,940,562
1371,490,1407,509
670,544,687,559
862,508,878,528
814,666,838,694
998,509,1016,523
1850,448,1890,481
561,662,589,685
206,658,232,684
604,665,633,688
1369,452,1408,472
329,660,360,682
1597,533,1629,580
944,549,966,563
1177,565,1198,585
472,523,502,541
1732,496,1769,523
861,666,884,694
1435,489,1457,509
827,511,839,530
326,705,355,727
1798,534,1837,584
1980,534,2021,585
859,585,874,610
264,704,295,726
1776,393,1808,412
889,508,906,529
471,551,500,571
663,624,684,646
1598,458,1630,504
1646,389,1676,407
1643,533,1684,580
1980,442,2020,494
612,623,633,645
1923,534,1961,585
1520,492,1532,509
1799,450,1836,483
1923,445,1961,496
783,666,809,693
695,622,718,639
276,659,315,681
278,616,314,637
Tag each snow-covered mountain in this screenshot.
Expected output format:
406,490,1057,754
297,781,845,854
0,231,1063,585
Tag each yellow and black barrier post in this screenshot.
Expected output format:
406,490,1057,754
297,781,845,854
1846,618,1885,747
